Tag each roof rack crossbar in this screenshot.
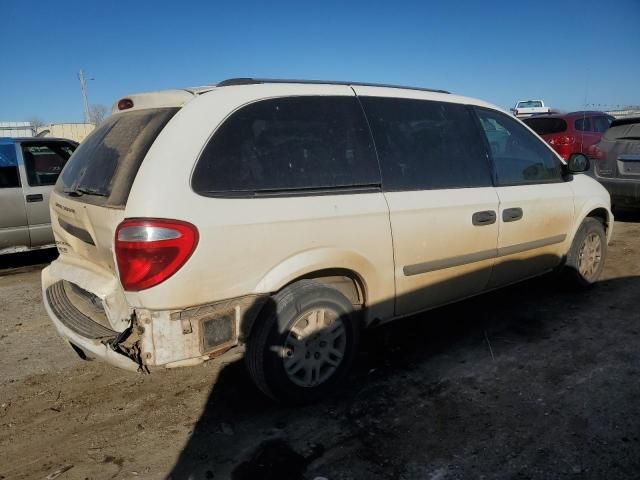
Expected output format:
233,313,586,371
215,78,450,94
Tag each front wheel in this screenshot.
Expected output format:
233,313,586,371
246,280,360,404
562,218,607,288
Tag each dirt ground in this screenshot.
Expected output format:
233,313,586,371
1,215,639,480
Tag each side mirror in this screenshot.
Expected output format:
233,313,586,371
567,153,590,173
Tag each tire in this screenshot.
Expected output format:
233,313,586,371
562,217,607,289
246,280,360,404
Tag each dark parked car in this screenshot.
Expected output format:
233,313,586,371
524,111,613,161
588,117,640,208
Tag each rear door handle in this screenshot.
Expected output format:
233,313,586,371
25,194,44,203
472,210,497,226
503,208,523,222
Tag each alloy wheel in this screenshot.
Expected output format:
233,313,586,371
282,308,347,388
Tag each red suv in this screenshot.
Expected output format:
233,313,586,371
523,111,613,160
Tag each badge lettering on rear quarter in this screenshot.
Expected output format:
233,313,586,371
55,202,76,214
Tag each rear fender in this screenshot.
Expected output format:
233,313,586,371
254,247,392,325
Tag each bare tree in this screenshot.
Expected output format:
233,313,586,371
28,117,46,135
88,104,109,125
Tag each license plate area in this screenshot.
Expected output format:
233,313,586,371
617,155,640,176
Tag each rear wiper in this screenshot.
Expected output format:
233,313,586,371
64,186,107,197
63,187,83,197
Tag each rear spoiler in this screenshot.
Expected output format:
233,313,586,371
111,89,195,114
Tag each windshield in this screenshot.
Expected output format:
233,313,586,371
57,107,178,207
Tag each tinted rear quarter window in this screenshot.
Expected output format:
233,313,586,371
58,108,178,206
0,143,20,188
523,117,568,135
593,116,612,133
192,96,379,195
360,97,492,191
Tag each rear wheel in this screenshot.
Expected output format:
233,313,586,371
246,280,360,404
563,217,607,288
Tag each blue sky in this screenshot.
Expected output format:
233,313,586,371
2,0,638,122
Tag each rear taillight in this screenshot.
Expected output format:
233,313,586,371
549,135,575,146
589,145,607,161
115,219,199,291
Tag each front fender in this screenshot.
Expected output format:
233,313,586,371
569,175,614,245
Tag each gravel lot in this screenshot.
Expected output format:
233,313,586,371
1,215,639,480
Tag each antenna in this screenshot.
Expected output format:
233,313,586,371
78,69,94,123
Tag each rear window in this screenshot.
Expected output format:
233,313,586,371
192,96,380,196
518,101,543,108
523,117,568,135
57,108,178,206
604,121,640,141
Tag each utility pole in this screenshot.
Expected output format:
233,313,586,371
78,69,91,123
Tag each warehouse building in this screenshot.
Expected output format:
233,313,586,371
0,121,94,142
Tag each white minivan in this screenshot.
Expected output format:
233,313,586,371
42,79,612,403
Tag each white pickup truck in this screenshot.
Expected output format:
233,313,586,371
511,100,551,118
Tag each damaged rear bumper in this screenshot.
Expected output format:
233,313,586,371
42,262,140,371
42,262,267,372
43,282,141,371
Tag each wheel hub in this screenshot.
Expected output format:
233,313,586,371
282,308,346,388
577,232,602,280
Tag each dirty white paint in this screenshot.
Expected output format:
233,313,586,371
39,81,614,374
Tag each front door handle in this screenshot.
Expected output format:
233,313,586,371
503,208,523,222
472,210,497,226
25,194,44,203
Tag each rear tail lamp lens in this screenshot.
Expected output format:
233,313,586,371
549,135,575,146
115,219,198,291
589,146,607,161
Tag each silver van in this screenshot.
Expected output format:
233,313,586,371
0,137,77,254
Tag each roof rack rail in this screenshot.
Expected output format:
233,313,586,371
215,77,450,94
